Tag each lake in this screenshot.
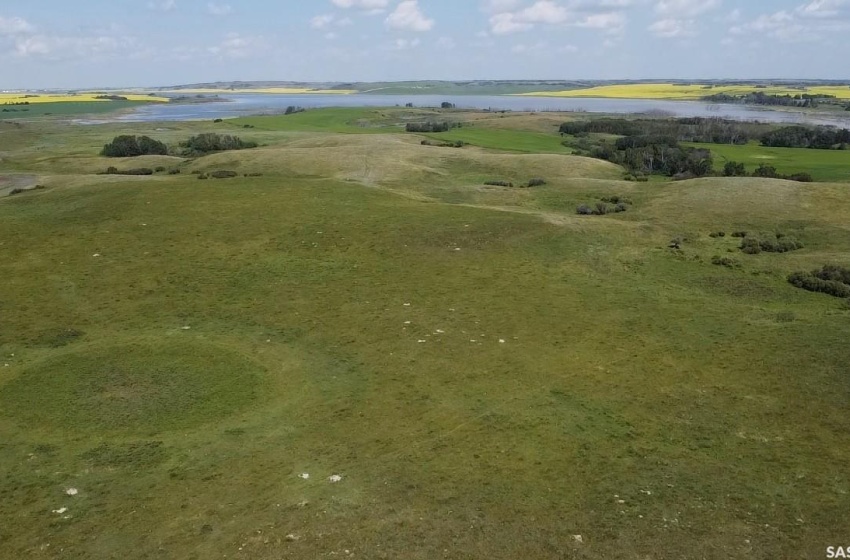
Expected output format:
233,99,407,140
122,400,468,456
80,94,850,127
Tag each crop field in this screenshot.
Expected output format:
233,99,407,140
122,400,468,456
159,88,357,95
1,108,850,559
520,83,850,100
0,93,170,104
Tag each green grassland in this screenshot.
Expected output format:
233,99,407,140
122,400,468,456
685,141,850,182
1,109,850,559
0,101,149,120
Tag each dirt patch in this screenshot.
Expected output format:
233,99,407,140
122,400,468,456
0,174,38,197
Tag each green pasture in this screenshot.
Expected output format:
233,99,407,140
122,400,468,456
1,108,849,559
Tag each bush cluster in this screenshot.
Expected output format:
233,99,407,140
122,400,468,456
711,255,738,268
740,233,804,254
180,133,257,156
209,170,238,179
788,266,850,298
421,139,464,148
484,180,513,187
101,135,167,157
103,167,154,176
577,200,629,216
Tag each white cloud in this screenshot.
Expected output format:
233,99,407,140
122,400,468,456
208,33,268,58
728,5,850,43
480,0,522,13
655,0,721,18
797,0,850,18
332,0,390,11
207,3,233,16
649,18,695,37
386,1,434,32
489,0,629,35
147,0,176,11
13,34,143,60
0,16,34,35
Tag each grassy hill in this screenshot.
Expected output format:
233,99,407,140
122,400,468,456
1,109,849,559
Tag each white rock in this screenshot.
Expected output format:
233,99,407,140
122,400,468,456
329,475,343,483
52,507,68,514
65,488,78,496
499,339,506,344
299,473,310,480
181,326,191,330
403,303,411,307
572,535,583,543
92,253,101,258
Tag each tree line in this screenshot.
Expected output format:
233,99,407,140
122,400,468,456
703,91,836,108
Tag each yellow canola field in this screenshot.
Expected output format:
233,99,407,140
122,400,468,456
0,93,170,104
519,83,850,100
162,88,356,95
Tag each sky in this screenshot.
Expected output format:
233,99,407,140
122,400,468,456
2,0,850,89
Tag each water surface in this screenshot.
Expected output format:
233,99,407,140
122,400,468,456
78,94,850,127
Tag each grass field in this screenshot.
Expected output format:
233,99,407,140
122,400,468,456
521,83,850,100
685,141,850,182
1,108,850,559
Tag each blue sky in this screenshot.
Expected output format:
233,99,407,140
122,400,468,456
2,0,849,89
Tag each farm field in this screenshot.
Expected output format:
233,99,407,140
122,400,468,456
521,83,850,100
1,108,850,559
0,93,170,104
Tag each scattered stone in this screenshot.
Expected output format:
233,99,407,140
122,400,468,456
499,339,506,344
299,473,310,480
329,474,343,483
65,488,78,496
572,535,583,543
52,507,67,514
181,326,191,330
92,253,101,258
285,534,299,542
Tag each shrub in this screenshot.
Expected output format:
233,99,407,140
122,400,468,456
406,122,450,133
614,203,629,213
484,180,513,187
788,271,850,298
154,166,166,173
576,204,594,215
213,118,223,123
209,170,238,179
594,202,612,215
636,176,649,182
526,178,547,187
106,166,118,175
198,173,208,180
244,172,263,177
723,161,747,177
168,169,181,175
709,231,726,238
741,234,804,254
786,172,814,182
123,168,154,176
731,231,748,238
812,264,850,284
601,196,632,205
101,135,167,157
711,255,738,267
180,133,257,156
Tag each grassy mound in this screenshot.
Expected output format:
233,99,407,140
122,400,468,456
0,340,263,434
